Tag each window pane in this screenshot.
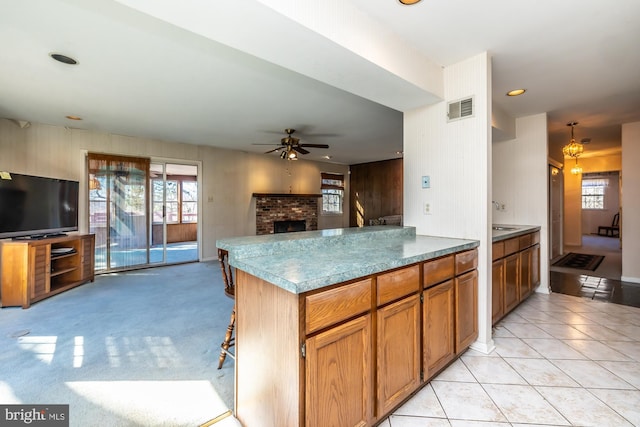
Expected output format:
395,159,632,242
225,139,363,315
322,189,343,213
182,201,197,223
182,181,197,202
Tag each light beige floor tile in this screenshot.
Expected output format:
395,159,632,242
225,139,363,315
482,384,569,425
393,384,446,418
550,359,635,389
536,386,634,426
565,339,633,361
450,421,510,426
432,358,476,382
613,324,640,340
534,322,592,340
597,360,640,388
386,415,450,426
546,311,596,325
515,310,564,323
493,337,542,359
589,388,640,426
502,323,554,339
500,311,528,323
602,341,640,361
522,338,586,359
572,324,634,341
431,381,506,422
461,356,526,384
376,417,392,427
491,325,515,338
504,358,580,387
462,348,501,358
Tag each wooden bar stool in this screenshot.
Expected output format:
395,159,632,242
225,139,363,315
217,248,236,369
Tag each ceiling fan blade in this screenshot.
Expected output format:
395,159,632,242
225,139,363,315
300,143,329,149
293,146,310,155
264,148,281,154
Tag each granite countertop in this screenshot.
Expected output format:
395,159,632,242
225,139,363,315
492,224,541,242
217,226,479,294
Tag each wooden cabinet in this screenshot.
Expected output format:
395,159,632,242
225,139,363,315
306,314,373,427
492,231,540,325
1,234,95,308
235,247,478,427
423,279,454,379
376,294,420,416
455,270,478,352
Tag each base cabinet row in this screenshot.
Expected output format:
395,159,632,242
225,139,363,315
235,248,478,427
492,231,540,325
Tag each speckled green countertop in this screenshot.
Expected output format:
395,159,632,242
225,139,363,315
492,224,541,242
217,226,479,294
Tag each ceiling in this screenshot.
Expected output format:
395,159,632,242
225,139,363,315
1,0,639,165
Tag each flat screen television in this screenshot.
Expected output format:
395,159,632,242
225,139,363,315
0,172,79,239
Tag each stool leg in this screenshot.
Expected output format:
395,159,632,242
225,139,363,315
218,304,236,369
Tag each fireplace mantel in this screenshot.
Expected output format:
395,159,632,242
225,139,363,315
252,193,322,198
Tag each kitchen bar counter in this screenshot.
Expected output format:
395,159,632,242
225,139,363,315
217,226,479,294
492,224,541,242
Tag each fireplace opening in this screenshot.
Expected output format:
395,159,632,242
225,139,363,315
274,220,306,234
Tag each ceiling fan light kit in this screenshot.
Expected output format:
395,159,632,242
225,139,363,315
258,128,329,160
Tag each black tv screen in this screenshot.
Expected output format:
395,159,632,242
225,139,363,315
0,173,79,239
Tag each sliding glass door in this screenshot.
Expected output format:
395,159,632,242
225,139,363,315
149,162,199,265
88,153,150,272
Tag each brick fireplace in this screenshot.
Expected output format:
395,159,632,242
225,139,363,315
254,193,321,235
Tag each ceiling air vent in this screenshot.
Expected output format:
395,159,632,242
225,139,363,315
447,96,474,122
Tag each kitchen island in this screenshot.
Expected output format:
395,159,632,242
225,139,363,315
217,226,479,427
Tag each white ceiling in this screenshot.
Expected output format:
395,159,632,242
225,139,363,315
1,0,639,165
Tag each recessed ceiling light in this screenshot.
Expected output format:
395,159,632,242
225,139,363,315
396,151,403,155
323,155,332,160
398,0,422,4
50,53,78,65
506,89,526,96
65,115,82,121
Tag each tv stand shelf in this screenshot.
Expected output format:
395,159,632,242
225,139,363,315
1,234,95,309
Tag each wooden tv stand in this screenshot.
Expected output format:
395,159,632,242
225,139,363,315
1,234,95,308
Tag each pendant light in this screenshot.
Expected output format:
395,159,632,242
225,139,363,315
562,122,583,158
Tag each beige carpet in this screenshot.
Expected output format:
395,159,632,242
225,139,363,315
551,234,622,280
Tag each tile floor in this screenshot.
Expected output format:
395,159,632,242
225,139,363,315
379,291,640,427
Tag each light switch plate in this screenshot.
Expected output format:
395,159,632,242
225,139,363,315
421,176,430,188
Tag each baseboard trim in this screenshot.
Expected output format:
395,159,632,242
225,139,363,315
470,339,496,355
621,275,640,284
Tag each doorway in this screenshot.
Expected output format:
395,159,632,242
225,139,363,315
149,162,199,265
548,164,563,260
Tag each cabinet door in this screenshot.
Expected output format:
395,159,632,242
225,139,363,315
455,270,478,353
423,280,454,380
519,247,532,302
30,244,50,299
80,235,95,282
377,294,420,416
531,244,540,289
491,259,504,325
306,314,372,427
504,254,519,313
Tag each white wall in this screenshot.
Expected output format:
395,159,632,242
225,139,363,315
0,119,349,261
492,113,550,293
621,121,640,282
404,52,493,353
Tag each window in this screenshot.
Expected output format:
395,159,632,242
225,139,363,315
582,178,607,209
152,179,198,223
321,173,344,214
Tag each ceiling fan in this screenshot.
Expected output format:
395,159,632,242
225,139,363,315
257,128,329,160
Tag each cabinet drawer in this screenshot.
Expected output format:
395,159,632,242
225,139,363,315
305,278,372,334
519,233,533,250
492,241,504,261
455,249,478,276
423,255,454,288
377,265,419,306
504,237,520,256
532,231,540,245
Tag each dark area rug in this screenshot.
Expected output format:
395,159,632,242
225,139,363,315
552,252,604,271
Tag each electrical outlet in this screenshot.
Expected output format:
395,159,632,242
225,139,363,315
421,176,430,188
424,203,432,215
